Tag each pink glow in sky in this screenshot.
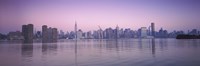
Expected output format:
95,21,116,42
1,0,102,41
0,0,200,34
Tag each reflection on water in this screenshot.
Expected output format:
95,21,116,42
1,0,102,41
0,39,200,66
42,43,57,55
74,40,78,66
151,39,155,57
21,44,33,63
21,44,33,57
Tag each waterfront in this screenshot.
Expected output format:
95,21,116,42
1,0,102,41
0,39,200,66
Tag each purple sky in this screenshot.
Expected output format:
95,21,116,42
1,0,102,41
0,0,200,34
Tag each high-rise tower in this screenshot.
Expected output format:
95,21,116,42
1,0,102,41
75,21,77,39
22,24,34,43
42,25,58,43
42,25,48,42
151,23,155,37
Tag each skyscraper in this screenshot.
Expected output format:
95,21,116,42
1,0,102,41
52,28,58,42
75,21,77,39
42,25,58,43
42,25,48,42
22,24,34,43
151,23,155,37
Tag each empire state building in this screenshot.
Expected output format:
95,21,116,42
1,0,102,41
75,21,77,39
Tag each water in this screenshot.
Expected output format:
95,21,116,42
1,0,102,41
0,39,200,66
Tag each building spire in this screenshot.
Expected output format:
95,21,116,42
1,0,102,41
75,20,77,39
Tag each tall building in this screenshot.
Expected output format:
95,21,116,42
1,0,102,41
42,25,58,43
48,27,53,41
52,28,58,42
75,21,77,39
42,25,48,42
151,23,155,37
22,24,34,43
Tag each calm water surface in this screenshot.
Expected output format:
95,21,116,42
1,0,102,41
0,39,200,66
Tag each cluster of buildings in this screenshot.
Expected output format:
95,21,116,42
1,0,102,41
7,31,23,40
42,25,58,43
0,24,58,43
58,22,200,39
1,22,200,41
59,23,156,39
22,24,58,43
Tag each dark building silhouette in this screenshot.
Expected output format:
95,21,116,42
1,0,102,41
42,25,48,42
22,24,34,43
151,23,155,37
42,25,58,43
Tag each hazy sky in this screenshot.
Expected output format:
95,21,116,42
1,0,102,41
0,0,200,34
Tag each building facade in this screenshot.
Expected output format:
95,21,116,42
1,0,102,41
42,25,58,43
22,24,34,43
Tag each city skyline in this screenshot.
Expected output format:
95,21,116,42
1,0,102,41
1,0,200,34
3,22,199,41
0,22,198,35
